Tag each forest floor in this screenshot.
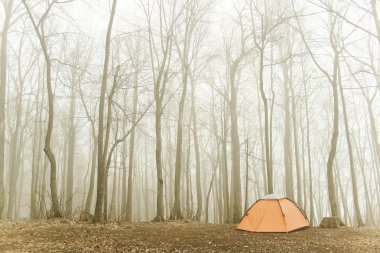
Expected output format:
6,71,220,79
0,220,379,252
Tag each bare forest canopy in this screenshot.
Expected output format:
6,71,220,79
0,0,379,227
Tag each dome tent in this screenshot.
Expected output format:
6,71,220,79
236,194,309,233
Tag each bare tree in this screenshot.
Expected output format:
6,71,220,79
280,45,295,201
0,0,377,229
191,71,202,221
126,44,143,221
224,6,255,223
248,0,287,194
337,65,365,226
293,1,343,219
7,31,36,219
371,0,380,43
0,0,14,218
22,0,63,218
93,0,117,223
300,46,315,225
141,0,178,221
170,0,207,221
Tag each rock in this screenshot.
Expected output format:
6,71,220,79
79,212,94,222
319,217,340,228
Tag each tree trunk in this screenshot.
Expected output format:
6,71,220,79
185,136,192,219
79,80,97,215
93,0,117,222
44,52,61,218
7,78,23,219
244,138,249,212
258,48,273,194
205,154,217,224
257,85,267,195
371,0,380,44
109,148,118,220
30,80,41,219
338,70,364,226
282,59,294,200
126,72,139,222
269,46,275,194
191,77,202,221
84,137,97,213
154,99,165,221
303,68,314,226
335,161,349,226
144,140,149,220
365,97,380,173
15,136,25,219
326,54,339,217
121,139,127,220
170,65,188,220
101,66,120,221
150,16,173,222
221,102,229,223
0,0,13,219
66,80,76,218
290,84,302,206
23,2,62,217
36,79,45,218
353,133,375,225
229,60,242,223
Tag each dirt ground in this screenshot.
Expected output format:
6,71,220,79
0,220,379,253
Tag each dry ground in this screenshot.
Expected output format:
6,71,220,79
0,220,379,252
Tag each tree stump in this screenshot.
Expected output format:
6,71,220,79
79,212,94,222
319,216,342,228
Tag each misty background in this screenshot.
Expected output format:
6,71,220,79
0,0,379,227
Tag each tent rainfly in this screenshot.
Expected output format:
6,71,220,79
236,194,309,233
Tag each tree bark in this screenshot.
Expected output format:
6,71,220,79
126,70,139,222
282,58,294,200
244,138,249,212
337,69,364,226
290,83,302,206
371,0,380,44
102,65,120,221
121,139,127,220
22,0,62,218
259,48,273,194
326,54,339,217
30,78,41,219
0,0,14,219
66,76,76,217
221,102,229,223
302,65,314,226
149,10,173,221
84,138,97,213
154,97,165,221
93,0,117,222
205,153,217,224
353,132,375,225
6,65,24,219
229,59,242,223
169,63,188,220
191,77,202,221
78,80,97,214
295,7,341,219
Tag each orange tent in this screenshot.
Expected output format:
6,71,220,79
236,194,309,233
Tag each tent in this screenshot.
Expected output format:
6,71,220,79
236,194,309,233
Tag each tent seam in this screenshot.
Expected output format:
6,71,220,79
253,200,270,231
277,199,288,233
235,199,261,230
285,198,309,221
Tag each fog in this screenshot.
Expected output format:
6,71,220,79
0,0,379,227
